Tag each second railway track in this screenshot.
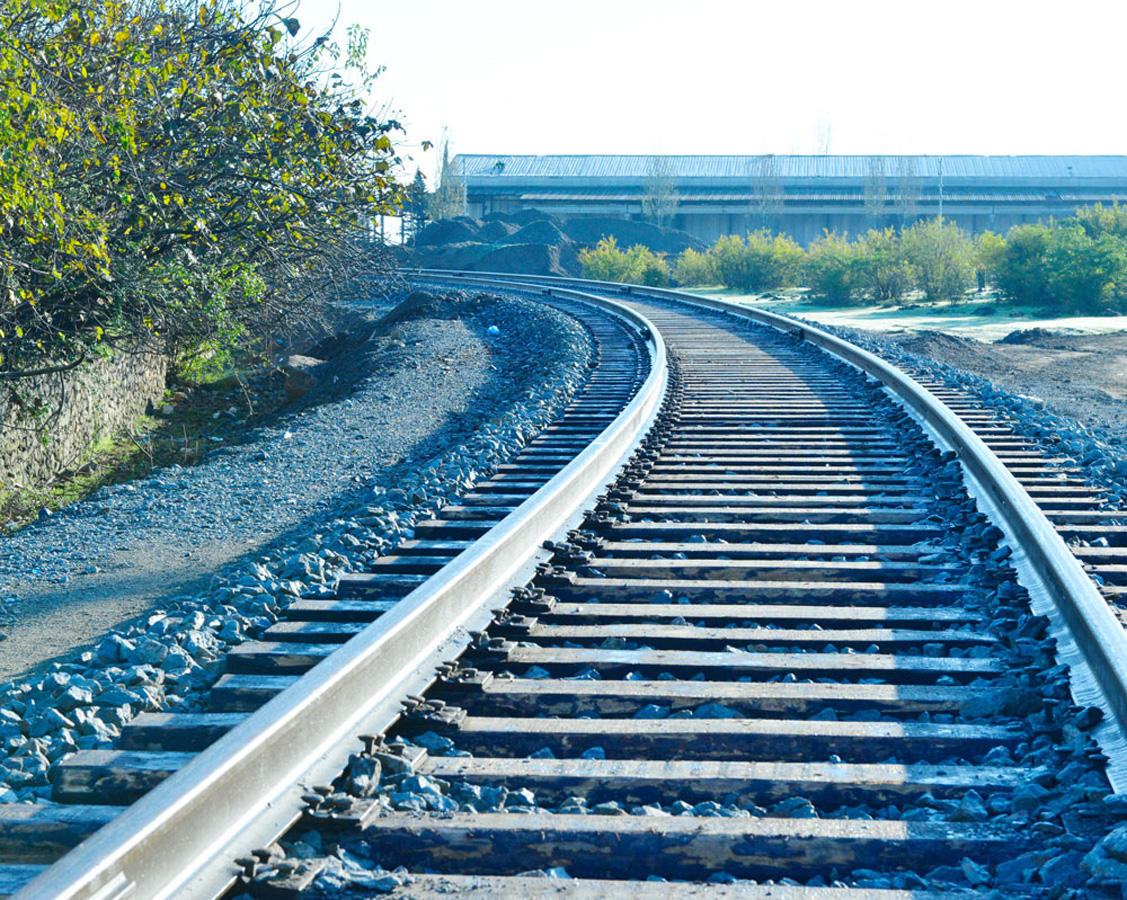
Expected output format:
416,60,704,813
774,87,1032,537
8,275,1127,897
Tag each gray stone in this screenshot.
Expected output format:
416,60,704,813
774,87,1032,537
129,639,168,666
54,684,94,712
28,708,74,737
94,635,135,665
282,355,326,402
346,754,381,798
1083,824,1127,883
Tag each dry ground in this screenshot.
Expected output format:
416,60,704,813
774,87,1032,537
887,329,1127,436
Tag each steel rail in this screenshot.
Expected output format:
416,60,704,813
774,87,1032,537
17,288,666,900
423,268,1127,784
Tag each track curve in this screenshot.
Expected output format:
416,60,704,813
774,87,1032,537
8,274,1127,898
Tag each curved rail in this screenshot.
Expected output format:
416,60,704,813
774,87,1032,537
18,288,667,899
422,268,1127,787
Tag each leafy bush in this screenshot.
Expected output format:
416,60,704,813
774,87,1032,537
0,0,403,377
1070,202,1127,240
634,249,671,286
579,237,634,282
709,230,804,292
579,237,669,285
804,232,861,304
1044,225,1127,313
995,224,1053,304
855,229,912,302
901,219,973,302
672,248,715,286
972,231,1007,291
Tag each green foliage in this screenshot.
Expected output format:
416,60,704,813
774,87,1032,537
973,230,1007,289
855,228,911,302
994,224,1053,305
0,0,403,376
804,231,861,303
578,237,669,286
1070,201,1127,240
676,204,1127,315
1044,224,1127,313
405,170,428,244
635,249,671,286
900,219,973,302
709,230,803,293
672,247,715,286
579,236,633,282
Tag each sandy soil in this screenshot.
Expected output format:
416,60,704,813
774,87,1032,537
886,329,1127,435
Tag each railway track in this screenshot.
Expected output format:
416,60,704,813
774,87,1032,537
6,275,1127,897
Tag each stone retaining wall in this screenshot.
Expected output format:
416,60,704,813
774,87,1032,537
1,350,166,496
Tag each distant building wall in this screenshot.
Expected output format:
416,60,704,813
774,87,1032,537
457,154,1127,245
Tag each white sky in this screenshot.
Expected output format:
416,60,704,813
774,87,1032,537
295,0,1127,183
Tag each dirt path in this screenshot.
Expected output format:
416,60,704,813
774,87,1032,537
0,294,586,680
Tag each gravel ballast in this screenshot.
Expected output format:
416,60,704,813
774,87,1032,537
0,288,594,802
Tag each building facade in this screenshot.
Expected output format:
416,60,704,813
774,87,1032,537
453,154,1127,245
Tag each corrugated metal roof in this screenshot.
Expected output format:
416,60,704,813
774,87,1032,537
518,191,1105,203
455,154,1127,181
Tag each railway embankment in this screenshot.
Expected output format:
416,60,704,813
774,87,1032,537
0,289,592,805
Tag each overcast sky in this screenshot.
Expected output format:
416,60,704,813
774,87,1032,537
296,0,1126,182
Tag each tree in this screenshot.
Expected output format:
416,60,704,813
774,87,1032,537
895,156,921,226
428,140,464,221
641,156,678,227
751,155,784,230
1070,201,1127,239
0,0,404,377
404,170,428,245
901,219,973,302
813,119,833,155
863,156,887,226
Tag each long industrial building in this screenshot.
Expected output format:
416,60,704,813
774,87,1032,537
452,154,1127,244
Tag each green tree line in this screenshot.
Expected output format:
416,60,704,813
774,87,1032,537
0,0,404,378
581,204,1127,314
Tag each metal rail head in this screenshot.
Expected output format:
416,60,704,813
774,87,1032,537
427,268,1127,786
18,287,667,900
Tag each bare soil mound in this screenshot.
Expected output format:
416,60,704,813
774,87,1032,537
562,216,706,254
474,242,570,276
416,219,480,247
478,220,517,242
888,328,1127,434
998,327,1068,346
487,208,563,228
509,219,570,246
408,241,496,272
